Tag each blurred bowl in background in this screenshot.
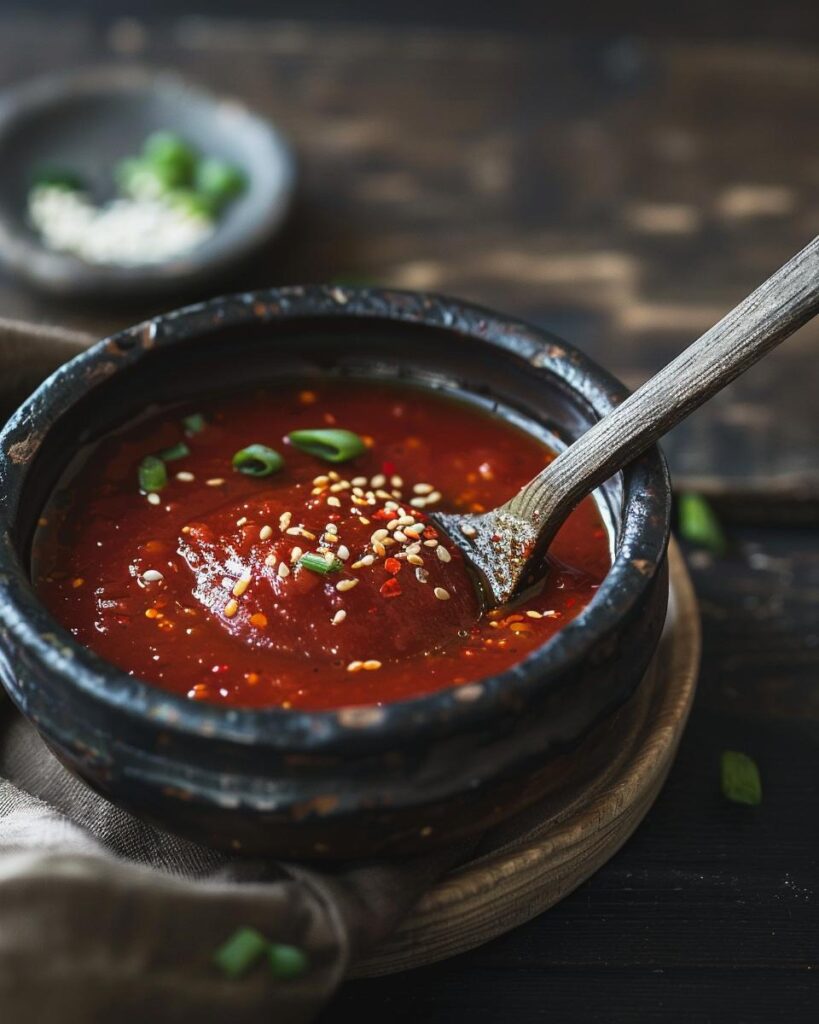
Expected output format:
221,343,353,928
0,66,296,300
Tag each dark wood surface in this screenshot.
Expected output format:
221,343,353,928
0,13,816,1023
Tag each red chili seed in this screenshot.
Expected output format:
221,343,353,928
382,460,396,476
423,526,438,539
380,578,402,599
384,557,402,575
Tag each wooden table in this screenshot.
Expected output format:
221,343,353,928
1,14,817,1022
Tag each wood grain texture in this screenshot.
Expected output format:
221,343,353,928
353,540,699,976
0,17,816,494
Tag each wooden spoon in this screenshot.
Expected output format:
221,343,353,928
434,235,819,607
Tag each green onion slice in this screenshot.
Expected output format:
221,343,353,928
157,441,190,462
267,943,309,980
678,493,726,554
213,927,268,979
721,750,762,806
182,412,206,436
288,428,366,463
299,552,343,575
138,455,167,493
232,444,284,477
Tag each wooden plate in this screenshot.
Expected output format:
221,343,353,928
354,539,699,976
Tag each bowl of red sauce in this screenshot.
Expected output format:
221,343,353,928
0,287,670,858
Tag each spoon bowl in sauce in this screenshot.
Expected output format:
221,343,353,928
0,287,670,857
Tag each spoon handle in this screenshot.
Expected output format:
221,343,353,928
507,234,819,527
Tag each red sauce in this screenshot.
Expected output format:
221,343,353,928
32,383,610,709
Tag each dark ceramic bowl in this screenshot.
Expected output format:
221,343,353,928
0,288,670,859
0,67,295,299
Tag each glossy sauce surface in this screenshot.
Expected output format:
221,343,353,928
32,383,610,709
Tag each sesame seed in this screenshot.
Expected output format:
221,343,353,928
436,546,452,563
526,610,543,619
279,511,292,531
409,497,426,509
376,489,392,501
346,660,363,673
387,519,401,530
232,575,251,597
425,490,442,504
413,482,434,495
147,493,161,505
352,487,364,497
142,569,164,582
352,476,367,486
313,475,330,486
175,471,194,482
373,541,387,558
358,517,371,525
406,542,422,555
393,530,407,543
351,554,375,569
72,577,85,588
461,524,477,538
311,487,324,496
329,482,349,493
434,587,450,601
224,599,239,618
328,471,340,481
336,578,359,592
424,539,438,548
206,478,225,487
370,474,386,488
265,553,276,566
327,495,341,507
407,554,424,566
325,522,338,535
278,562,290,578
236,516,247,527
416,567,429,583
398,515,415,527
391,475,403,488
259,524,273,541
371,528,389,542
337,545,350,560
363,659,382,671
332,609,347,625
324,551,337,564
290,546,303,562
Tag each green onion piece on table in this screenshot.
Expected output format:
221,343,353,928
213,926,269,979
299,552,343,575
288,428,366,463
232,444,284,477
267,943,309,980
158,441,190,462
678,493,727,554
721,750,762,806
138,455,167,493
182,412,206,436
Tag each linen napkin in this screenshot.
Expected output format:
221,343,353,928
0,318,466,1024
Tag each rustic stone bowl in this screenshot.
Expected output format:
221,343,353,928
0,287,670,859
0,67,295,299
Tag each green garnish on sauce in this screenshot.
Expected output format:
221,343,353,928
678,493,726,554
721,750,762,806
182,412,206,436
195,158,247,206
288,428,366,463
213,927,269,979
267,943,309,980
158,441,191,462
299,552,343,575
232,444,284,477
138,455,167,493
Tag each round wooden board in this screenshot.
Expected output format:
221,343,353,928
354,539,700,976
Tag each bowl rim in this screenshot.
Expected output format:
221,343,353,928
0,285,671,751
0,65,296,295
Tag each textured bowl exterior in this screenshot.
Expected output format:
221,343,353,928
0,287,671,858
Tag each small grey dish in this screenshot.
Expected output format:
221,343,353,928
0,67,296,299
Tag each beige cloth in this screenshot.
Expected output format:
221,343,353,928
0,319,463,1024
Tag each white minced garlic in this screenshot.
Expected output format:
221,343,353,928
28,185,214,267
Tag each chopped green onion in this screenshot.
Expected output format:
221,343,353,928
165,188,217,222
678,493,726,554
138,455,167,493
232,444,284,477
213,927,268,979
299,552,343,575
721,750,762,806
267,943,309,980
142,131,197,187
195,158,247,205
30,165,86,192
288,428,366,463
157,441,190,462
115,157,178,199
182,412,206,436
